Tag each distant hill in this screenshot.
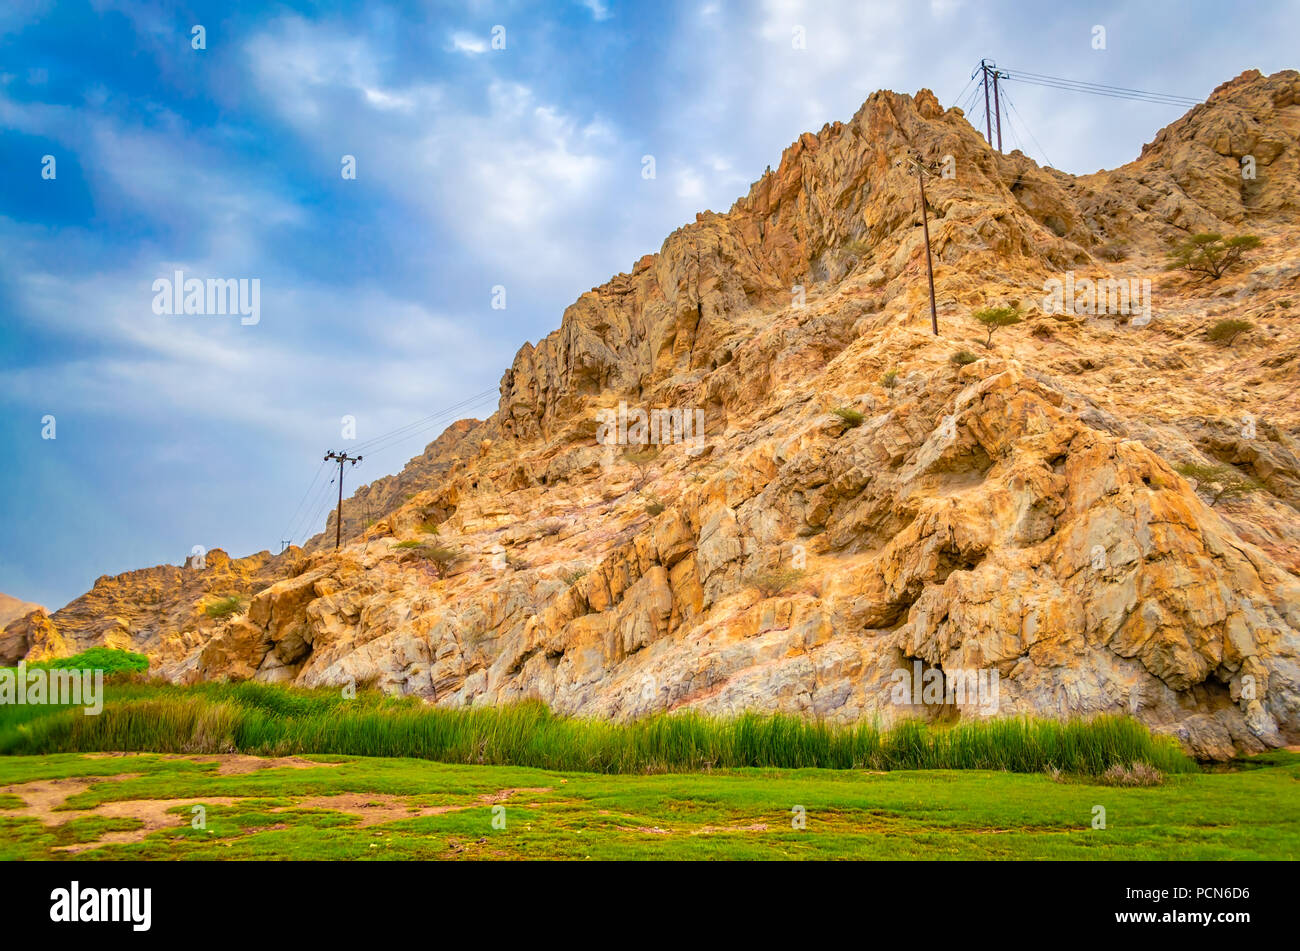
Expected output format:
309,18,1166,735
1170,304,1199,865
0,592,44,629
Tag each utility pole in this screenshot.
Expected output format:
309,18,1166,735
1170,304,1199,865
982,59,992,145
323,451,362,550
975,59,1003,152
279,539,292,553
898,152,941,336
992,67,1002,152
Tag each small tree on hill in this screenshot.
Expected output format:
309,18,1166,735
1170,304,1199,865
624,447,661,491
973,305,1023,348
1207,318,1253,347
1168,233,1261,280
1174,462,1262,507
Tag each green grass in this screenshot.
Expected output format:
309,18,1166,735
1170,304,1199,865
0,680,1194,776
3,647,148,676
0,750,1294,860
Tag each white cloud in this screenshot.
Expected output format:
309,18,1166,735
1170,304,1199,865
245,19,628,284
449,31,488,55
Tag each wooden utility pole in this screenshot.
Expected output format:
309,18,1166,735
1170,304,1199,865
899,152,941,337
324,451,362,550
992,67,1002,152
982,59,992,145
977,59,1003,152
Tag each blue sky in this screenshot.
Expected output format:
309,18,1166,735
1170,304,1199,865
1,0,1295,610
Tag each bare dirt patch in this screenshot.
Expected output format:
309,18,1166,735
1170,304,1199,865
278,787,553,827
52,798,242,853
169,754,347,775
0,775,142,818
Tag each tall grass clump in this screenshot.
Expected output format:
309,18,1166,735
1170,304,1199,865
0,682,1195,776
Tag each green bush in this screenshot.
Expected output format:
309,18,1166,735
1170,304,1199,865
1206,318,1252,346
400,543,463,577
203,595,244,619
880,369,899,389
950,349,978,366
12,647,149,676
831,407,865,427
1174,462,1262,507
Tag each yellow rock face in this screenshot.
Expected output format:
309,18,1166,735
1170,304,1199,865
11,69,1300,759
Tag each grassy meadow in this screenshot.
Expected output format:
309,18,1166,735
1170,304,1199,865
1,653,1295,860
0,750,1295,860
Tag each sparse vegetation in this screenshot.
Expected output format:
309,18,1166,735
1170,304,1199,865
563,568,588,586
1174,462,1263,507
746,566,808,598
1168,232,1261,280
831,407,865,427
950,349,978,366
880,369,899,389
1098,761,1165,787
398,543,463,577
624,447,661,489
203,595,244,620
1207,318,1253,346
973,305,1023,347
1096,241,1129,262
418,520,441,535
644,500,665,516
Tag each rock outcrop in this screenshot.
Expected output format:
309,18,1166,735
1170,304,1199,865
12,69,1300,759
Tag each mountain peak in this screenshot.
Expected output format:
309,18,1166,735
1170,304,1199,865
17,69,1300,760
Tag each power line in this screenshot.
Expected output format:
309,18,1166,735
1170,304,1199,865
278,459,326,550
999,81,1028,157
289,462,340,543
295,474,339,547
948,73,977,110
1000,83,1055,169
345,393,499,463
349,387,499,454
996,65,1201,107
279,385,500,549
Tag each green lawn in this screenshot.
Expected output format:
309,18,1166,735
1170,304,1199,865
1,750,1296,860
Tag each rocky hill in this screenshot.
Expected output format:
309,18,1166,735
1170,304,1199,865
10,68,1300,759
0,593,42,631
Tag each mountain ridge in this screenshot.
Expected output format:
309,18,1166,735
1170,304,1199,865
9,68,1300,760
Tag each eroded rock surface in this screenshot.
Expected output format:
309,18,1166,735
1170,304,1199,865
12,69,1300,759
